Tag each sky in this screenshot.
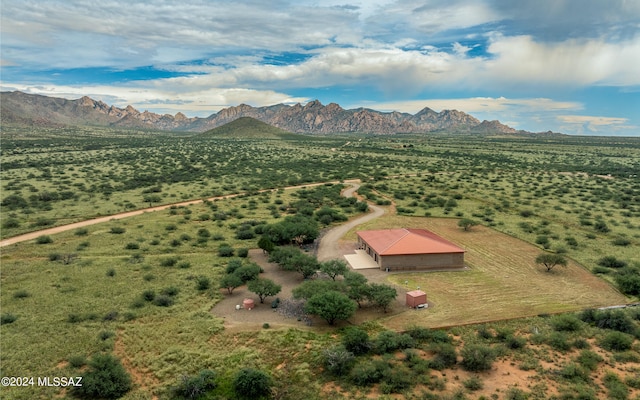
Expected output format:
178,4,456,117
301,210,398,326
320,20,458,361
1,0,639,136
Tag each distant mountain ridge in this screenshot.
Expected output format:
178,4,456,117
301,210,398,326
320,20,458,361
1,91,540,135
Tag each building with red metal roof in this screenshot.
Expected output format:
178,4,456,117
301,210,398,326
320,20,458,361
356,228,465,271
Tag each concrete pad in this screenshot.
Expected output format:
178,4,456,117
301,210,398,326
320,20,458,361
344,250,380,270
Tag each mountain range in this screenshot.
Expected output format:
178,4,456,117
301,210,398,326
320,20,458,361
1,91,546,135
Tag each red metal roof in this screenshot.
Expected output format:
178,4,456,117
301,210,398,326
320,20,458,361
357,228,465,255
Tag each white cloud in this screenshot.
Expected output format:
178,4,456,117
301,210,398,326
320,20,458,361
484,33,640,87
363,97,582,114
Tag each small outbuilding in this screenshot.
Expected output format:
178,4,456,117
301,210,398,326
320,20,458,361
356,228,465,271
242,298,255,310
406,290,427,308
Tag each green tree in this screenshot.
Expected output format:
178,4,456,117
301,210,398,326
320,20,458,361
305,291,357,325
247,278,281,303
219,274,243,294
344,271,370,308
233,368,272,399
535,253,568,272
72,354,132,399
367,283,397,313
257,235,275,253
320,259,349,280
342,327,371,355
457,218,478,231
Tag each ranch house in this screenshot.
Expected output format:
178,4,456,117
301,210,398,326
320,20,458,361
356,228,465,271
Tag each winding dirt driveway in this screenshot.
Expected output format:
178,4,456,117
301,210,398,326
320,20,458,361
316,182,385,262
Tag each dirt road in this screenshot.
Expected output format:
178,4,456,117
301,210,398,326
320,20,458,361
316,182,385,262
0,179,363,248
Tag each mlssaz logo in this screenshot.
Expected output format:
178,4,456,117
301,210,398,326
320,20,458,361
38,377,83,387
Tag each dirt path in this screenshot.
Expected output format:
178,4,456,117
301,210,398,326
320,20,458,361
0,179,362,248
316,183,385,262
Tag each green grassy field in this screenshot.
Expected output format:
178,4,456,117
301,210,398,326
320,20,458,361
1,127,639,399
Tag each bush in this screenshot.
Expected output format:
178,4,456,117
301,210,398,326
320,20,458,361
323,346,355,375
233,368,272,399
160,257,179,267
349,360,386,386
218,245,235,257
463,375,484,391
142,290,156,302
153,295,175,307
67,355,87,369
106,268,116,277
160,286,179,297
237,248,249,258
196,276,211,291
612,238,631,247
551,314,583,332
460,344,496,372
597,256,628,269
98,330,115,341
71,354,132,399
13,290,30,299
429,343,458,370
36,235,53,244
110,226,126,234
124,242,139,250
74,228,89,236
576,350,603,371
547,332,572,352
170,369,216,400
599,331,634,351
342,327,371,356
0,313,17,325
374,331,415,354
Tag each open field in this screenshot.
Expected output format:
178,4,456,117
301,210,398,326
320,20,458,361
345,216,628,329
1,127,639,399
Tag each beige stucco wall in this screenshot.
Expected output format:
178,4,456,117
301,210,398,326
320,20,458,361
380,253,464,271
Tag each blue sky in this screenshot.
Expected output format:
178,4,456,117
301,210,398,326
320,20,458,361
1,0,639,135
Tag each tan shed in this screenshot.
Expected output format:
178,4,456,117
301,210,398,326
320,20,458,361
406,290,427,308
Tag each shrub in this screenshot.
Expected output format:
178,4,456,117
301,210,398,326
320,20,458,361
460,344,496,372
98,330,115,341
350,360,386,386
237,248,249,258
597,256,628,269
160,286,179,297
599,331,634,351
612,238,631,247
323,346,355,375
342,327,371,356
142,290,156,302
106,268,116,277
374,331,415,354
547,332,572,352
103,310,119,321
13,290,30,299
74,228,89,236
551,314,583,332
615,268,640,296
0,313,17,325
67,355,87,369
576,350,603,371
160,257,179,267
603,372,629,400
504,335,527,350
170,369,216,400
504,387,529,400
110,226,126,234
71,354,132,399
463,375,484,391
429,343,458,370
153,295,174,307
36,235,53,244
218,245,235,257
124,242,139,250
233,368,272,399
3,218,20,228
177,261,191,269
196,276,211,291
